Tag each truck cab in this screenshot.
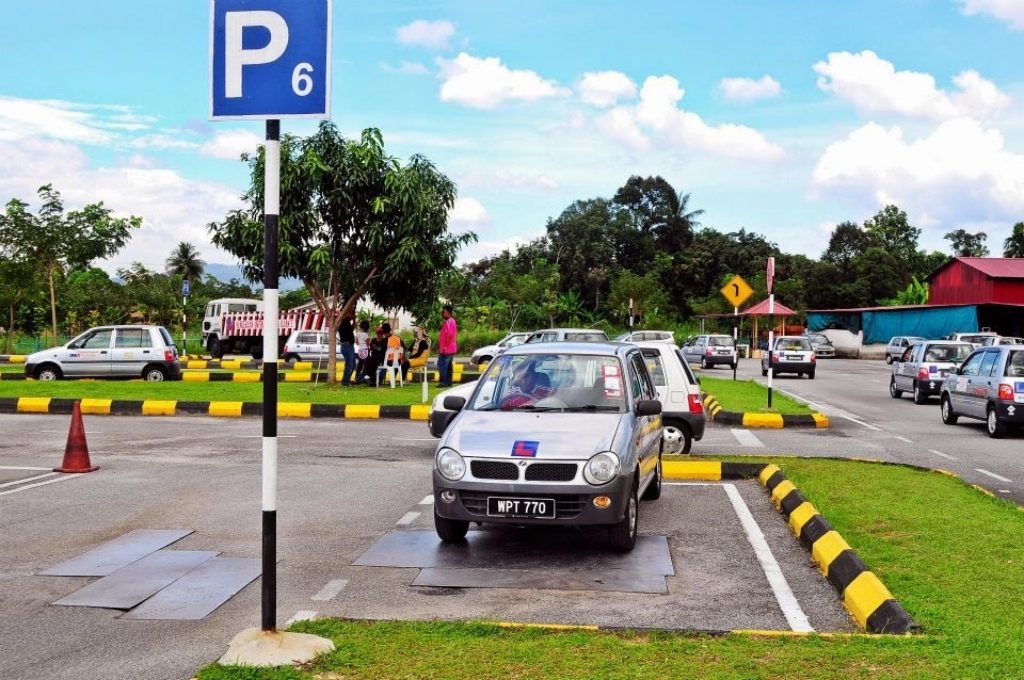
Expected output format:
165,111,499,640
201,298,262,358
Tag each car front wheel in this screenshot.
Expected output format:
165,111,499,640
434,508,469,542
700,357,708,369
35,365,62,381
608,479,639,552
987,406,1007,439
941,396,958,425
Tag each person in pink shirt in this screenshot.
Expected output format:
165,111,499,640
437,305,458,387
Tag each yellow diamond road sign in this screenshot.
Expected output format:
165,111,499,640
720,275,753,308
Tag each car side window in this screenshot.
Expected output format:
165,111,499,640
630,353,655,400
625,355,645,403
979,350,998,377
901,346,914,362
115,329,149,348
641,350,666,387
960,352,984,376
81,330,113,349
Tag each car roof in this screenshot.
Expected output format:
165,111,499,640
504,341,630,358
83,325,160,331
531,328,607,334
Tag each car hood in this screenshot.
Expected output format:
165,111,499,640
442,411,624,459
26,347,67,362
471,344,499,358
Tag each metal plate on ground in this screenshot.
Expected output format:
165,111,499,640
413,566,669,594
40,529,193,577
52,550,218,610
122,557,261,620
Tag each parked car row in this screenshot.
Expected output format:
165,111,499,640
886,332,1020,364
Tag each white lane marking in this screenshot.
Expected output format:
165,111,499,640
419,494,434,505
770,386,883,432
0,472,57,489
397,511,420,526
0,474,82,497
311,579,349,602
731,429,765,448
894,436,913,444
927,449,958,461
397,438,440,442
0,466,52,471
664,482,720,486
723,483,814,633
239,435,298,438
285,610,318,626
998,489,1011,494
975,468,1013,483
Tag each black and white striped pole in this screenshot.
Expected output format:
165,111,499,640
261,119,280,632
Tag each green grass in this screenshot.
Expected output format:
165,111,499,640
699,376,811,415
197,457,1024,679
0,379,442,405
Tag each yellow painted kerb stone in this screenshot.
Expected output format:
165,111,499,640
770,480,796,509
80,399,112,415
209,401,243,417
844,571,893,629
811,530,851,576
143,400,176,416
17,397,51,413
663,460,722,481
345,405,380,419
409,404,430,421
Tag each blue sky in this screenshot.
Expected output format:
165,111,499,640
3,1,1024,275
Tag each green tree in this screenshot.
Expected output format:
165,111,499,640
863,205,920,263
944,229,989,257
608,270,668,327
0,254,40,352
546,199,620,311
166,241,206,282
1004,222,1024,257
209,123,474,384
822,221,868,278
63,267,126,334
881,275,929,306
0,184,140,339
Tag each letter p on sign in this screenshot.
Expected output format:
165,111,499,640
211,0,332,120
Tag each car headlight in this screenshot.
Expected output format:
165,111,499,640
436,447,466,481
584,452,620,485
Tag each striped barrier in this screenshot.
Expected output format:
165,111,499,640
0,396,431,421
702,394,830,429
178,358,473,371
662,459,917,635
0,355,27,364
1,371,481,384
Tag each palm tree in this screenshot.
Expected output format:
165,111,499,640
166,242,206,282
1004,223,1024,258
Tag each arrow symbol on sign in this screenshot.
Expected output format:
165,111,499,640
732,283,740,297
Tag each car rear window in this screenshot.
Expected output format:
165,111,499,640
709,336,733,347
565,332,608,342
777,338,811,351
1006,350,1024,377
116,329,151,348
922,344,973,362
641,349,666,386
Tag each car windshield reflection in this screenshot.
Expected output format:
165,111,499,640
469,353,627,413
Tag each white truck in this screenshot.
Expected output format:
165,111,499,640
201,298,327,359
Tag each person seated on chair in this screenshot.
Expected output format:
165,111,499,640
500,359,552,410
377,322,404,385
360,326,387,385
404,327,430,381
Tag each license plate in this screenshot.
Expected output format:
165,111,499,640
487,496,556,519
786,354,802,360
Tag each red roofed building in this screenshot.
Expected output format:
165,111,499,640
927,257,1024,306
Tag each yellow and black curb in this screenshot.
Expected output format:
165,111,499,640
702,394,830,429
0,397,429,421
0,355,27,364
1,370,481,384
662,459,917,635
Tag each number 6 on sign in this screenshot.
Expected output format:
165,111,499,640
210,0,332,120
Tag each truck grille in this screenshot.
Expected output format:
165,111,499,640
458,492,586,519
470,461,518,480
525,463,577,482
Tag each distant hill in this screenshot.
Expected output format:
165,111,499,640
204,262,304,291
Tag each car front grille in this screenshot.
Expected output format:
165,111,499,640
458,492,586,519
525,463,577,482
470,461,518,480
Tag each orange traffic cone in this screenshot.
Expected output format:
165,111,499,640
54,401,98,473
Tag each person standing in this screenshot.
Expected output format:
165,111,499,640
437,305,458,387
339,309,356,386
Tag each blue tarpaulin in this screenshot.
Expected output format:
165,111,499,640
807,306,979,344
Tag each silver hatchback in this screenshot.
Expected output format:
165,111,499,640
432,343,663,551
24,325,181,381
940,345,1024,438
890,341,974,404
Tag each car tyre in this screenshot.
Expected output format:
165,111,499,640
143,366,167,382
35,364,62,381
986,406,1007,439
912,382,928,405
700,356,708,370
940,395,958,425
761,364,768,377
434,508,469,542
885,355,894,365
642,454,662,501
808,369,815,380
207,336,224,359
608,478,639,552
662,420,692,455
889,378,903,399
477,355,492,366
283,353,300,366
729,362,737,371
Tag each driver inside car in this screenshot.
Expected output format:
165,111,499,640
500,359,552,410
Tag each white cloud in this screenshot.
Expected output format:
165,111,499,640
438,53,568,109
0,97,116,144
719,75,782,102
457,231,546,264
578,71,638,107
200,129,262,160
595,106,650,152
448,196,491,231
380,61,430,76
960,0,1024,29
396,19,456,49
811,118,1024,225
814,50,1010,120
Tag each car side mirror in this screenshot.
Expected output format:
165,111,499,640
635,399,661,416
443,396,466,411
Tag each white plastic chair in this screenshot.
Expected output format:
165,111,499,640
377,347,405,388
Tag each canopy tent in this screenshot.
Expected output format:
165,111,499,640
742,298,797,350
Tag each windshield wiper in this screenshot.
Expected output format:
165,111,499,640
509,405,562,412
563,405,619,412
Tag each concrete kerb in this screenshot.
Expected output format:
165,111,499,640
701,394,830,429
2,371,481,384
662,459,917,635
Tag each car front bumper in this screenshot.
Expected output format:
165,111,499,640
433,473,632,526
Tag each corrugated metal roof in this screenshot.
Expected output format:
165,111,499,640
742,298,796,316
950,257,1024,279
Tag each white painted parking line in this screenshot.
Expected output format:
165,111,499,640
0,466,52,471
771,386,883,432
397,438,439,442
0,474,82,497
285,610,318,626
975,468,1013,483
397,511,420,526
894,436,913,444
419,494,434,505
998,489,1011,494
731,429,765,448
311,579,349,602
723,483,814,633
927,449,958,461
0,472,57,489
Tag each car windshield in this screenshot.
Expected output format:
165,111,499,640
922,344,974,363
709,336,733,347
776,338,811,351
809,334,830,344
468,353,627,412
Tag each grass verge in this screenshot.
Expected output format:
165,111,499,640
0,379,439,405
197,457,1024,679
700,376,811,415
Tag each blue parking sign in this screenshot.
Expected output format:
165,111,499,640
210,0,332,119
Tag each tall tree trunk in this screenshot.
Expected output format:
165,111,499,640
5,302,13,354
48,265,58,343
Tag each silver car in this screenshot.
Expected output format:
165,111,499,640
941,345,1024,438
681,334,737,369
806,333,836,358
432,343,663,551
890,341,974,404
24,325,181,381
885,336,925,364
470,332,530,366
761,336,816,379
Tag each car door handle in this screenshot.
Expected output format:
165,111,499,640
100,351,108,355
142,350,150,354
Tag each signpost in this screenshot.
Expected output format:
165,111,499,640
181,279,190,356
766,257,776,408
720,275,753,381
211,0,331,643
